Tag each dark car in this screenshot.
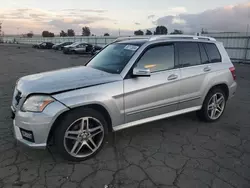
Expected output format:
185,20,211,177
63,42,103,55
52,42,73,50
32,42,54,49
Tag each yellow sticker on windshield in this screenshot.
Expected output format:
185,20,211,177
145,64,156,68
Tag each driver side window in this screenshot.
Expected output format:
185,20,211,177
136,44,175,72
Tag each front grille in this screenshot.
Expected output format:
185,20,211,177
15,90,22,106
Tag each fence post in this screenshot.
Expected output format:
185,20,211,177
244,36,250,63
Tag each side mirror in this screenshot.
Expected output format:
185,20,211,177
133,67,151,77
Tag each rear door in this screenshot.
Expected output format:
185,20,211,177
177,42,214,110
124,43,181,123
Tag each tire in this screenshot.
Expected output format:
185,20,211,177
197,88,226,122
55,108,108,161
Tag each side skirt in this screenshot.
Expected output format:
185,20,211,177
113,106,202,132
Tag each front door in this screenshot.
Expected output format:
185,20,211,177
124,43,180,123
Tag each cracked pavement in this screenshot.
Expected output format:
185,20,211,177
0,44,250,188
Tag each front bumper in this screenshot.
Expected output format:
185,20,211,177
12,101,69,149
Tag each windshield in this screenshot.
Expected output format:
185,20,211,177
87,43,140,74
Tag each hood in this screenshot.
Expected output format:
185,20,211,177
63,45,72,48
17,66,122,95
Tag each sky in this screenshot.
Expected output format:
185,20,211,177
0,0,250,35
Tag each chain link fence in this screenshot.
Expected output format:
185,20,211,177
1,33,250,63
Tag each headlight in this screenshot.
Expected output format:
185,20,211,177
22,95,55,112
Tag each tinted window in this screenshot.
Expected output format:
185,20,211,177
87,43,140,74
136,44,175,72
204,43,221,63
177,42,201,67
199,43,209,64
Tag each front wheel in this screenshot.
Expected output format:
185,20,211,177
55,108,108,161
197,88,226,122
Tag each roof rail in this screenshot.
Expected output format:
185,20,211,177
114,36,150,42
113,35,216,43
149,35,216,41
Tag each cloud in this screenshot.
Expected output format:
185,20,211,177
153,2,250,33
148,15,155,19
135,22,140,25
0,7,114,34
62,9,107,13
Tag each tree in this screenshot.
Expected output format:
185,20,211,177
104,33,110,36
154,26,168,35
170,29,183,35
60,30,67,37
67,29,75,37
134,30,144,35
82,26,91,36
27,32,34,38
42,31,54,37
201,28,208,34
145,30,152,35
49,32,54,37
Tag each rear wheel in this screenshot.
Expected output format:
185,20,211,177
55,108,108,161
197,88,226,122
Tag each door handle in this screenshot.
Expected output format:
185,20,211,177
168,74,178,81
203,66,211,72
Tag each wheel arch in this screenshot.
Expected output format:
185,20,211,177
204,83,229,103
47,104,113,145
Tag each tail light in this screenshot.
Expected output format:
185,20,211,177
229,67,236,80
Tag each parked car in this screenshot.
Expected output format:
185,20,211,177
52,42,73,50
11,35,237,161
32,42,43,48
63,42,101,54
32,42,54,49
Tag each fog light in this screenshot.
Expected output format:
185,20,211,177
20,128,35,142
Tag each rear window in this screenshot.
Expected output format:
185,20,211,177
204,43,221,63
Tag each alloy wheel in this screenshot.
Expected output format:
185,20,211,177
63,117,104,158
207,93,225,120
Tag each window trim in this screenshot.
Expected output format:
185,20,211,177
125,42,177,79
203,43,222,63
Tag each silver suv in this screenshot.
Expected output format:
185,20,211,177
11,35,237,161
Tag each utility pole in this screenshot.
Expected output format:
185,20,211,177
0,22,2,43
247,6,250,36
0,25,1,35
17,27,20,36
